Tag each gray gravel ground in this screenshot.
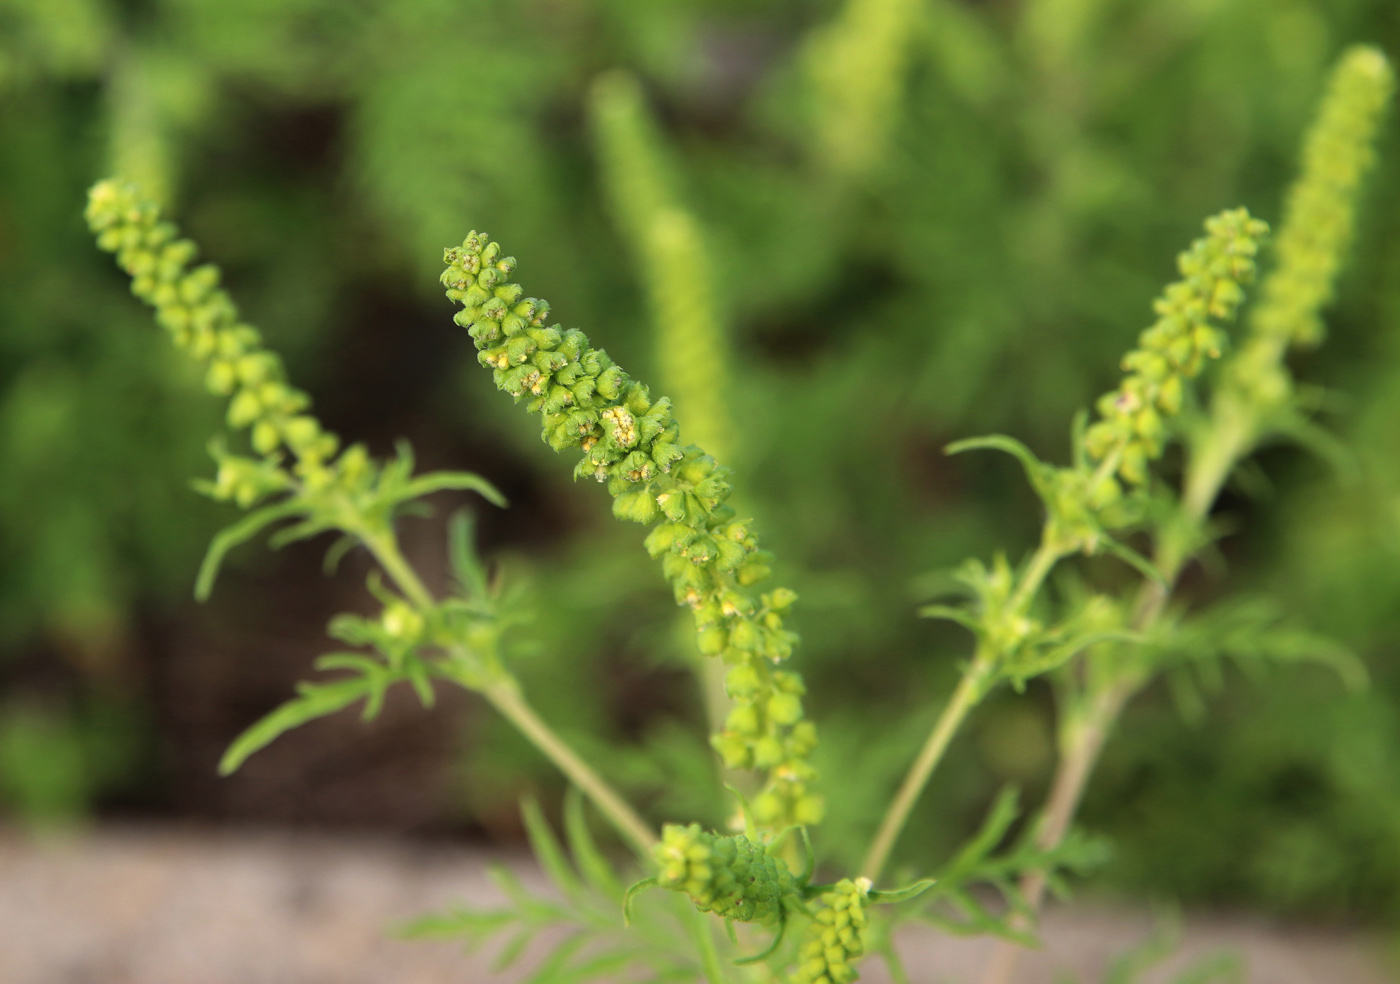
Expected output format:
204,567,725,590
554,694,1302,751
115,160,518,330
0,825,1393,984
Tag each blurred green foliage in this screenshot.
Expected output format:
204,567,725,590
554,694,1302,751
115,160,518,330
3,0,1400,924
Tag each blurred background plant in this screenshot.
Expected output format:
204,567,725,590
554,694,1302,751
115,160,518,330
3,0,1400,935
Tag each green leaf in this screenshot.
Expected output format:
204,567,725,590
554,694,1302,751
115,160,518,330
945,434,1050,494
521,796,589,908
195,500,305,601
448,509,491,600
1151,597,1368,696
946,787,1020,874
489,864,571,922
1003,629,1141,688
732,907,787,965
218,677,371,775
267,516,335,549
400,470,508,508
314,653,383,675
1099,535,1167,586
564,787,624,900
492,928,534,972
868,879,936,905
523,931,587,984
405,658,437,708
622,876,657,927
321,534,359,575
916,603,982,633
394,905,515,941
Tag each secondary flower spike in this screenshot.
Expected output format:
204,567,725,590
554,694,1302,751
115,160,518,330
86,179,342,506
1083,208,1269,489
443,232,822,829
792,877,872,984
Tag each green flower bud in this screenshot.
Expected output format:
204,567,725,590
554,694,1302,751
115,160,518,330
725,663,763,698
251,420,281,455
613,489,658,524
652,823,795,926
792,878,871,984
696,625,727,655
726,703,760,736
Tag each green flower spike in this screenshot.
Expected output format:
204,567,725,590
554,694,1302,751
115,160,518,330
1223,46,1394,422
87,179,513,781
652,822,797,925
86,180,339,493
1252,46,1395,352
792,877,872,984
89,180,504,606
443,232,821,829
1082,207,1269,490
951,208,1271,564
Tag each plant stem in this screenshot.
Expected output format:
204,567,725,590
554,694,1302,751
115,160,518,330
365,527,658,857
1010,540,1064,615
861,649,996,882
484,680,658,856
363,528,436,611
977,414,1257,984
864,539,1062,883
685,904,729,984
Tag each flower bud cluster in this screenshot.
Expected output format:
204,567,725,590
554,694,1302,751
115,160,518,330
1228,46,1394,413
589,72,733,459
85,180,344,503
802,0,921,182
443,232,821,828
653,823,795,926
792,877,871,984
1083,208,1268,488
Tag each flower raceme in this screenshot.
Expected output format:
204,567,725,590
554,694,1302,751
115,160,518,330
792,878,872,984
957,209,1272,563
442,232,822,829
1222,45,1395,425
653,822,797,925
85,179,341,504
1082,208,1269,491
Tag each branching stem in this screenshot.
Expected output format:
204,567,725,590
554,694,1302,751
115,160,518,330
363,529,436,611
366,528,658,857
861,648,996,882
484,680,659,856
865,539,1063,883
978,412,1257,984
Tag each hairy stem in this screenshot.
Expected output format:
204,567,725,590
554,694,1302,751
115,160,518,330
862,649,996,882
367,530,657,856
865,539,1062,882
483,680,658,856
684,904,729,984
363,529,436,611
977,414,1253,984
1010,540,1064,615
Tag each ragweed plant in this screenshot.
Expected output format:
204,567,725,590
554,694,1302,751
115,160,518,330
974,45,1395,984
441,230,819,832
84,177,658,861
83,38,1393,984
860,206,1270,885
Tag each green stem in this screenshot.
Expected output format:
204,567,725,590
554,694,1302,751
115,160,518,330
977,409,1261,984
483,680,658,857
685,904,729,984
864,539,1062,883
364,527,657,857
363,528,435,611
1009,539,1064,615
861,648,996,882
